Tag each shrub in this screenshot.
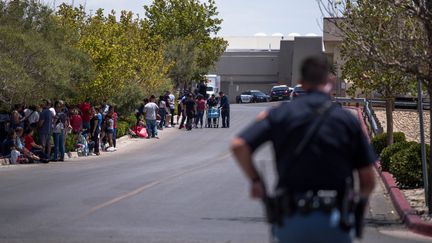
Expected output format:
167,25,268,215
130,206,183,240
372,132,406,155
122,113,137,125
65,133,78,153
116,121,130,138
389,142,430,188
380,141,416,171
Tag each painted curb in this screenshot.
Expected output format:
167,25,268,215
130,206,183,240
354,108,432,237
378,169,432,237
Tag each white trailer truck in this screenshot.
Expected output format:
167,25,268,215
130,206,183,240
205,74,221,97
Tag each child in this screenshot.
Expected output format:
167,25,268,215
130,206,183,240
105,114,115,151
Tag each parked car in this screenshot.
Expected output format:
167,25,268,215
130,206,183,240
236,90,270,103
290,85,306,100
270,85,292,101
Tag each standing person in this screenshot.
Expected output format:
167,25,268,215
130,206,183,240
206,94,218,128
108,106,118,148
219,91,230,128
23,105,39,130
80,98,91,130
231,56,376,243
101,98,110,116
104,114,115,151
10,104,24,130
97,106,106,150
70,108,83,134
195,95,206,129
177,97,184,129
90,107,100,156
167,91,176,126
52,101,67,162
158,96,167,130
178,92,189,129
38,99,53,160
198,80,207,98
144,95,159,139
183,94,196,131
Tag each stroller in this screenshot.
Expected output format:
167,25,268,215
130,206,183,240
205,107,220,128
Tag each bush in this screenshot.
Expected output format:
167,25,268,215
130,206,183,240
372,132,406,155
65,133,78,153
116,121,130,138
380,141,416,171
389,142,430,188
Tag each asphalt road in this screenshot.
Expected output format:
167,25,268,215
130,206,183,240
0,103,431,243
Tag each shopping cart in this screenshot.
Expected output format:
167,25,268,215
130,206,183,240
205,107,220,128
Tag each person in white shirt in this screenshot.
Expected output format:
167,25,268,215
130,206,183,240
165,91,176,126
144,95,159,139
24,105,40,129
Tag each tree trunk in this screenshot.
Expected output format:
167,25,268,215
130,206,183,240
385,97,394,146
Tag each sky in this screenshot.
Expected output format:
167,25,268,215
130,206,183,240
52,0,324,37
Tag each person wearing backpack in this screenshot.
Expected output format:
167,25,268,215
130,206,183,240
23,105,39,131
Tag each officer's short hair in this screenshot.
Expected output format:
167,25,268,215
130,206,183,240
300,55,330,85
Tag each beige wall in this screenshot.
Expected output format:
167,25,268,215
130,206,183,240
323,18,347,97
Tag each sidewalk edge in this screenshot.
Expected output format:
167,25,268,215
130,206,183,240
378,168,432,237
353,108,432,237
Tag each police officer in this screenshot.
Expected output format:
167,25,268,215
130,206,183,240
219,91,230,128
231,55,376,243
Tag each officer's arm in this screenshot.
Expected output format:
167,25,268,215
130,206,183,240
231,138,260,182
231,111,271,183
358,165,375,198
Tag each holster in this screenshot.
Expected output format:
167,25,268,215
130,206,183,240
262,195,284,226
354,198,367,238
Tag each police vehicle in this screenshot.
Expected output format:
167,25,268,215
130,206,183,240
236,90,270,103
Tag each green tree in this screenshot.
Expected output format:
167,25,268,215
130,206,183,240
144,0,227,88
320,0,432,207
56,4,172,112
0,0,93,109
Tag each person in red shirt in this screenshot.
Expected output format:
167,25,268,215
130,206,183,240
195,95,206,128
79,99,91,130
23,128,48,162
70,108,83,134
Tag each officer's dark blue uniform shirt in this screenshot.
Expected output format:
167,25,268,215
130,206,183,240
239,91,377,193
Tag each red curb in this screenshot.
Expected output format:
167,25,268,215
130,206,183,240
354,108,432,237
379,169,432,237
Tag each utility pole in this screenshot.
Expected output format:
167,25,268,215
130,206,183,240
417,79,430,209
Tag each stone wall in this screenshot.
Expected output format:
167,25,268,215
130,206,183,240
374,108,431,143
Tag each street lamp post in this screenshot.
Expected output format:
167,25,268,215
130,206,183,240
417,79,430,208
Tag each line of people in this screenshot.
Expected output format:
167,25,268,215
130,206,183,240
176,91,230,130
134,90,230,136
1,99,119,164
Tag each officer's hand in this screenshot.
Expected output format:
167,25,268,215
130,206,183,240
250,181,265,199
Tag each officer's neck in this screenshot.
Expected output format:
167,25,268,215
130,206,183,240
303,83,333,95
